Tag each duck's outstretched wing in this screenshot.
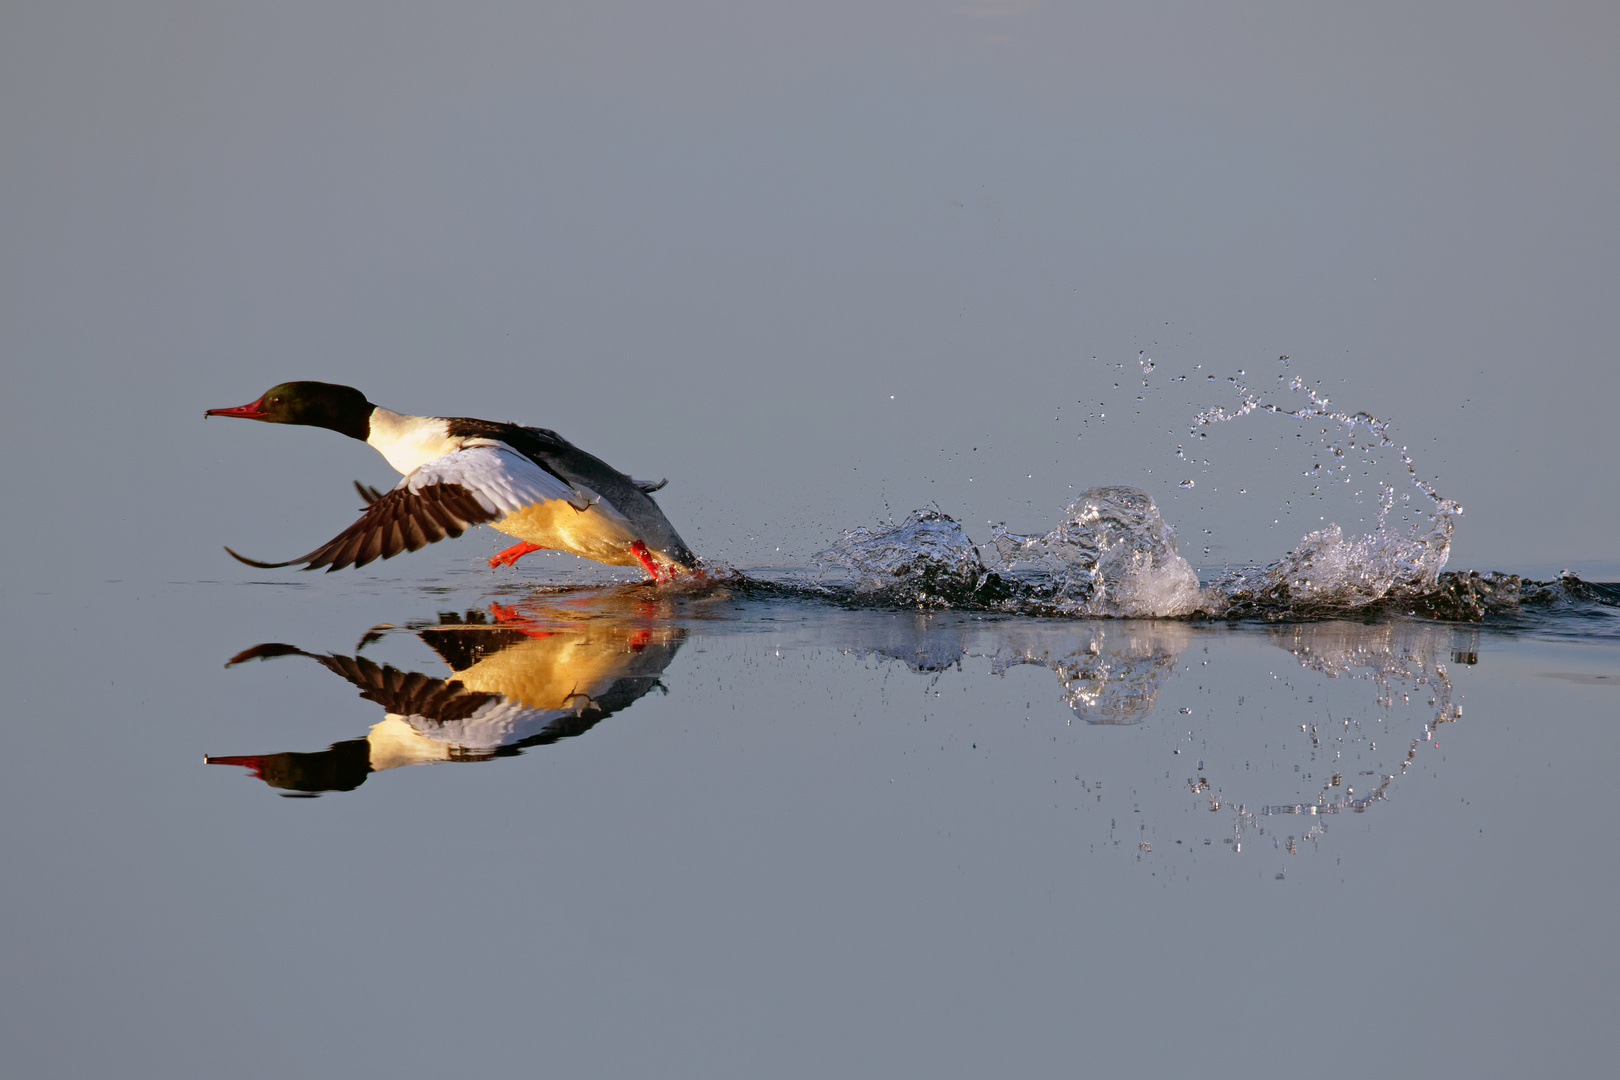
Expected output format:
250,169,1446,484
227,445,580,572
223,480,496,570
354,480,388,505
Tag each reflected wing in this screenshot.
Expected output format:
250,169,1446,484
223,642,500,722
308,652,501,722
227,445,580,572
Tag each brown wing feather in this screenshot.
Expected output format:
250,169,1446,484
226,483,501,572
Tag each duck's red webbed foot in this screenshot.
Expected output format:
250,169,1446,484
629,540,663,581
489,541,546,569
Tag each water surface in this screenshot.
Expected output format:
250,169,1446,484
5,564,1616,1078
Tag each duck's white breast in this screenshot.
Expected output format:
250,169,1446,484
365,408,460,474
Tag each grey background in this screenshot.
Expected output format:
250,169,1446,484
3,1,1616,578
3,10,1619,1075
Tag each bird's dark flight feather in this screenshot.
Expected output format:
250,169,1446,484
226,482,500,572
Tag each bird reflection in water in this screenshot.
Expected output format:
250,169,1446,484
208,600,685,796
207,586,1476,870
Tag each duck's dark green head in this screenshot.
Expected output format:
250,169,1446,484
206,381,373,440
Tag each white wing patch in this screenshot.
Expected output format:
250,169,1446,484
403,445,579,515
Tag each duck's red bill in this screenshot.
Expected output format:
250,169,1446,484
205,396,268,420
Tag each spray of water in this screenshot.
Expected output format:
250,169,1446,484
1190,376,1462,616
771,362,1494,620
805,486,1203,617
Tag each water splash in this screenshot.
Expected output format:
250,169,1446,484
731,369,1611,624
1190,376,1463,617
988,486,1203,618
806,488,1202,617
1206,509,1456,619
774,487,1604,623
811,507,990,606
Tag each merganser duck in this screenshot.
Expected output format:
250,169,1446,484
206,381,698,578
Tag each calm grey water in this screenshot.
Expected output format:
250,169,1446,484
4,565,1616,1078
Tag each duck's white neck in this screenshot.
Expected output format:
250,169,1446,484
365,407,459,474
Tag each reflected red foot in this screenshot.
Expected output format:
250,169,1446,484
487,602,556,637
489,541,546,568
629,540,662,581
487,601,523,623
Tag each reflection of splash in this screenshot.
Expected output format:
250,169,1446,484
1195,619,1466,860
982,622,1191,725
208,606,684,796
825,612,1191,725
819,608,1494,868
